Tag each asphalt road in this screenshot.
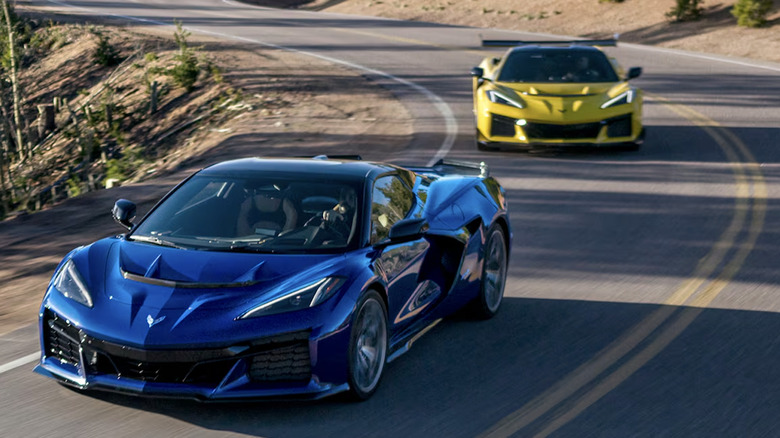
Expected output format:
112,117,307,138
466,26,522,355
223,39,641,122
3,1,780,437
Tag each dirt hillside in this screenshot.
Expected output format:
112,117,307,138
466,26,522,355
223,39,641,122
0,20,412,334
250,0,780,64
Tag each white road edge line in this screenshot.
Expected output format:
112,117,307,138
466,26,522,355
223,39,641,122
45,0,458,167
0,353,39,375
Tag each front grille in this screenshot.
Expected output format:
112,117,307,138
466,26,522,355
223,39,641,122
44,312,81,366
92,331,312,384
524,121,602,140
99,356,233,384
606,114,632,137
490,114,517,137
44,310,312,385
108,357,190,382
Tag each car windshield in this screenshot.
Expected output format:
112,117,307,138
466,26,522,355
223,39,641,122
131,174,363,253
497,49,619,83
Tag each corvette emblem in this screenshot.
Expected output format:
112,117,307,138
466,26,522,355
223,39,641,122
147,314,166,328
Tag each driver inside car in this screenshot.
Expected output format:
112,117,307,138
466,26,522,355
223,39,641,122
237,184,298,237
322,186,357,238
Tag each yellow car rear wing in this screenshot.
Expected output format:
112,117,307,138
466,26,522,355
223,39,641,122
482,38,618,48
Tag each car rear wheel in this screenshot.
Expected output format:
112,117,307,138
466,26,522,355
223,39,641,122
347,290,388,400
471,224,508,319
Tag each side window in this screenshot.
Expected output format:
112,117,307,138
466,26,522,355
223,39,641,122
370,175,414,244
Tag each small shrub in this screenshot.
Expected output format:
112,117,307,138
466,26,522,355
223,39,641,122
29,23,68,52
206,61,224,84
170,21,200,91
66,175,82,197
731,0,773,27
666,0,704,22
93,31,121,66
105,158,128,181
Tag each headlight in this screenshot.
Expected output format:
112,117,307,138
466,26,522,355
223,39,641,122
238,277,345,319
486,90,525,109
601,89,635,109
53,259,93,308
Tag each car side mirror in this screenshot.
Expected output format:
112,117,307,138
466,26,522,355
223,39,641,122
470,67,484,78
626,67,642,80
112,199,136,230
387,217,429,243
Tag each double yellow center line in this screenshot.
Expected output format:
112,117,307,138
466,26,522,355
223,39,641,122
315,25,766,437
480,95,767,437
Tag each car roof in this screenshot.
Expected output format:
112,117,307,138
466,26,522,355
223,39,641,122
198,157,399,181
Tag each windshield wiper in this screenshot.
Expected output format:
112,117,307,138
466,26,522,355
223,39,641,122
225,240,277,253
130,235,187,249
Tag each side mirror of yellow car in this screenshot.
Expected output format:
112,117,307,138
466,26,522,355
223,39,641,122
626,67,642,80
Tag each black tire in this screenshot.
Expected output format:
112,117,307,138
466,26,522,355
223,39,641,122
470,224,508,319
477,141,495,151
347,290,388,401
476,129,497,151
625,127,646,151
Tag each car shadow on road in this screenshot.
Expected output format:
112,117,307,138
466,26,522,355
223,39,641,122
73,297,780,438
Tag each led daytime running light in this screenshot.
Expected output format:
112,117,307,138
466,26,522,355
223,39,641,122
239,277,344,319
486,90,525,109
54,259,93,308
601,89,634,109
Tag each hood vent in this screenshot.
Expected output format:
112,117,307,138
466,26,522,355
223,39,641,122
121,256,267,289
518,85,595,97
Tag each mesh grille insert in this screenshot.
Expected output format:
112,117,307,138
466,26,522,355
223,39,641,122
490,114,517,137
524,121,602,140
44,312,81,366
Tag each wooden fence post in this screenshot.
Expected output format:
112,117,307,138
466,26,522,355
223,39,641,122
150,81,158,114
37,104,56,138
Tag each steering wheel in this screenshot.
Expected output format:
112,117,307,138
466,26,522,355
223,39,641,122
304,214,325,228
303,210,350,246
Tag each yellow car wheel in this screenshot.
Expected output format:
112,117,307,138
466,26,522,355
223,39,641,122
476,129,498,151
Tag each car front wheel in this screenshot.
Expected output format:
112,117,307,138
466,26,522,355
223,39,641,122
347,290,388,400
476,129,498,151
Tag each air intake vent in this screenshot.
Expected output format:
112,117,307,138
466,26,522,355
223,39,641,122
490,114,517,137
606,114,632,138
44,311,81,366
524,121,602,140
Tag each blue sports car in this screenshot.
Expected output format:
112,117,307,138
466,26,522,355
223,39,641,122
35,156,511,400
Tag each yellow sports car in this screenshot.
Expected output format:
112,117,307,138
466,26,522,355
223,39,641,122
471,39,644,150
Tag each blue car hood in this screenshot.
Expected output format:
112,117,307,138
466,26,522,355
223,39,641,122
99,238,341,310
60,237,346,346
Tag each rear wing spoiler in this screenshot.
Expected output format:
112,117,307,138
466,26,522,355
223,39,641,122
482,37,618,48
409,159,489,178
305,154,363,160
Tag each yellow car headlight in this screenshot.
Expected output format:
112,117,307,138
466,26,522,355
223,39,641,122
486,90,525,109
601,89,635,109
